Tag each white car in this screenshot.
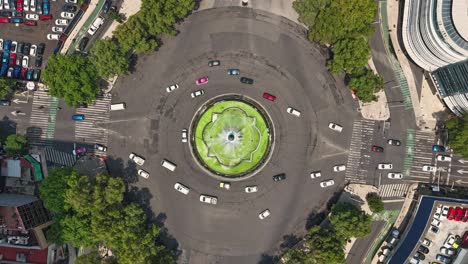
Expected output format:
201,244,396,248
21,56,29,67
30,0,35,11
25,14,39,20
94,144,107,151
0,39,3,50
52,26,64,33
333,165,346,172
440,247,456,256
191,90,204,98
65,0,78,3
137,169,149,179
29,45,37,56
442,205,449,217
88,16,104,35
199,195,217,205
328,122,343,132
11,41,17,53
422,238,433,247
181,129,188,143
444,234,456,248
129,152,145,166
245,186,258,193
286,107,301,117
387,172,403,179
431,218,441,227
3,1,9,9
61,12,75,19
310,171,321,178
320,179,335,188
47,34,60,40
258,209,271,220
23,0,29,11
55,19,69,26
436,155,451,162
378,163,393,170
219,182,231,189
174,183,189,195
165,84,179,93
422,165,436,172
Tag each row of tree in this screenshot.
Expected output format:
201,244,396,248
283,202,372,263
293,0,384,102
39,168,174,263
42,0,195,107
446,114,468,158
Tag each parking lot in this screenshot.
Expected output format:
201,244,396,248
411,202,467,263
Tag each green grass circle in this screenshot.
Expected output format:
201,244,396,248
193,100,270,176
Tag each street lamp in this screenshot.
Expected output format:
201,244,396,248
450,180,462,191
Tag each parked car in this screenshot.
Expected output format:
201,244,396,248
174,183,189,195
320,179,335,188
65,0,78,3
22,43,30,55
47,34,60,40
25,69,33,80
440,247,456,256
0,17,9,23
227,69,240,75
413,251,425,260
94,143,107,151
13,66,20,78
333,165,346,172
208,60,220,67
52,26,63,33
39,14,53,20
422,238,433,247
0,99,11,106
23,20,36,26
195,76,209,85
378,163,393,170
77,37,89,51
387,139,401,146
7,67,13,78
25,13,38,20
240,77,254,84
72,147,86,155
37,43,45,55
191,90,204,98
310,171,321,179
35,56,42,67
15,54,22,66
61,4,76,12
165,83,179,93
435,254,451,264
422,165,436,172
55,19,68,26
129,152,145,166
432,145,446,152
60,12,74,19
442,205,449,217
388,172,403,179
418,245,429,254
87,16,104,35
29,44,36,56
372,146,384,152
262,92,276,102
443,234,456,248
244,186,258,193
199,195,217,204
101,0,111,13
10,17,23,24
431,218,441,227
30,0,35,11
17,42,24,54
430,225,439,234
436,155,451,162
72,114,85,121
10,41,17,53
21,56,28,67
272,174,286,182
286,107,301,117
328,122,343,132
258,209,271,220
137,169,149,179
32,69,40,81
455,207,463,221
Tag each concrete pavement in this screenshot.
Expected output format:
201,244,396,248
101,0,142,39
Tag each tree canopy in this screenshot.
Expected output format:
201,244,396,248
306,226,346,263
446,114,468,157
39,168,76,215
366,193,384,213
328,37,371,75
90,38,130,79
114,15,158,54
42,54,99,107
0,77,14,99
349,68,384,102
4,134,29,156
292,0,329,28
329,202,372,239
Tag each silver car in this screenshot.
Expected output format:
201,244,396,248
138,169,149,179
174,183,190,195
258,209,271,220
165,83,179,93
200,195,217,204
333,165,346,172
129,152,145,166
181,129,188,143
286,107,301,117
245,186,258,193
310,171,322,178
191,90,205,98
378,163,393,170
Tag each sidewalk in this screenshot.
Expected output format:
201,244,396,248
359,58,391,121
101,0,142,39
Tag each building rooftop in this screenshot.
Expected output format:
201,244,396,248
452,0,468,42
0,194,38,207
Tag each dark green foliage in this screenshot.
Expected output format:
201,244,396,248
114,15,158,54
446,115,468,158
39,168,75,215
330,202,372,239
4,134,29,156
0,77,14,98
349,68,384,102
366,193,384,213
328,37,371,75
90,38,130,79
306,226,346,264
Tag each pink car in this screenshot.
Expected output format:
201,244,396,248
196,76,209,85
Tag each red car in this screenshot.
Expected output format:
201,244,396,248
462,208,468,222
372,146,384,152
262,92,276,102
73,147,87,155
447,207,455,220
24,20,37,26
195,76,209,85
20,67,28,79
16,0,23,11
9,53,17,66
39,14,53,21
0,17,10,23
455,207,463,221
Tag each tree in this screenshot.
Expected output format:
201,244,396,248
4,134,29,156
307,0,377,44
61,214,96,247
39,168,76,215
293,0,330,28
90,38,130,79
45,221,65,245
328,37,371,75
305,226,345,263
446,115,468,158
42,54,99,107
349,69,384,102
0,77,14,98
366,193,384,213
282,248,315,264
140,0,195,36
114,15,158,53
329,202,371,239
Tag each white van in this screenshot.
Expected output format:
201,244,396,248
110,103,126,111
88,16,104,35
161,159,176,171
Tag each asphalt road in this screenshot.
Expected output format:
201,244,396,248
106,7,359,263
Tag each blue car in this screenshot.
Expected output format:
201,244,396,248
10,18,23,24
13,66,21,79
432,145,446,152
227,69,240,75
4,40,11,51
26,69,34,80
2,52,9,64
0,64,8,76
43,2,50,15
72,114,85,121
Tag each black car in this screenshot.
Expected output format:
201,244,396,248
1,11,12,17
62,5,77,12
77,37,89,51
418,245,429,254
37,43,45,55
33,69,41,81
413,251,425,260
273,174,286,182
0,99,11,106
35,56,42,67
102,0,111,14
17,42,24,54
387,139,401,146
23,43,31,55
240,77,254,84
10,42,16,53
208,60,220,67
12,11,24,17
37,0,42,14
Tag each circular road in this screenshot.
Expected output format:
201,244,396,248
107,6,359,263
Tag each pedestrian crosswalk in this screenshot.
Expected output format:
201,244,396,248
75,96,111,155
27,90,58,146
406,130,436,182
378,183,410,198
44,147,76,167
345,119,376,184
